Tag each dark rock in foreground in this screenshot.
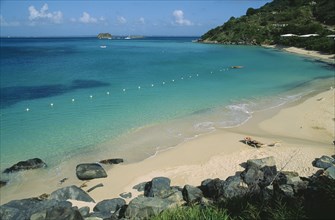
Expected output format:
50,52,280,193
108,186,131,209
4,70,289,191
44,206,83,220
0,180,7,188
49,185,95,203
2,155,335,220
200,178,225,200
242,156,277,188
182,185,203,204
120,192,132,199
125,197,175,219
99,158,124,165
144,177,171,197
76,163,107,180
312,155,335,169
325,165,335,179
0,198,72,220
93,198,126,214
3,158,47,173
132,182,147,192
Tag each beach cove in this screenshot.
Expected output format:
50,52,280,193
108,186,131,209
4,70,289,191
0,37,334,205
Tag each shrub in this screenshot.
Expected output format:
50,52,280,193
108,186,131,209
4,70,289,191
151,205,230,220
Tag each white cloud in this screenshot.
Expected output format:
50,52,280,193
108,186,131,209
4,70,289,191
28,4,63,24
0,15,20,27
117,16,127,24
172,10,192,26
139,17,145,24
79,12,98,23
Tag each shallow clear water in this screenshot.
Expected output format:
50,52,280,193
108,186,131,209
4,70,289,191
0,37,334,168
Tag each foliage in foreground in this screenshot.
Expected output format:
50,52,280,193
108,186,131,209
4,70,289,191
153,176,335,220
151,205,230,220
151,198,307,220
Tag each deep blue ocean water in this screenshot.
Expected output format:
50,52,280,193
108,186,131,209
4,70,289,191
1,37,334,169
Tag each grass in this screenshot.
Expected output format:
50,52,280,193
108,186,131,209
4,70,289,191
152,176,335,220
151,205,230,220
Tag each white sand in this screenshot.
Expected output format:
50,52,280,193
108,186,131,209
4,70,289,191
262,45,335,64
1,89,334,208
76,89,335,205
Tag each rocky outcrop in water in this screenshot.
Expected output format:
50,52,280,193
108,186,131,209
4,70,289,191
3,158,47,173
97,33,112,39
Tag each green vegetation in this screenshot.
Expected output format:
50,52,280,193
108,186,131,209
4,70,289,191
151,197,307,220
153,176,335,220
97,33,112,39
201,0,335,54
151,205,230,220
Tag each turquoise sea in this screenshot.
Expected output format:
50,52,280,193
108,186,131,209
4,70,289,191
0,37,334,170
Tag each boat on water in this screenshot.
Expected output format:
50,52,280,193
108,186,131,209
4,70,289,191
100,45,107,48
231,66,243,69
125,36,131,40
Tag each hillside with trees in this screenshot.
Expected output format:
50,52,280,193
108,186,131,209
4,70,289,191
200,0,335,54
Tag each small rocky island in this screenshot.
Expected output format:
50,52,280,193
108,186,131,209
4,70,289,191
97,33,112,39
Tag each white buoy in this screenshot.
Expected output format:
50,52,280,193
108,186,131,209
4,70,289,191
123,88,126,92
90,95,93,99
211,71,213,74
162,82,165,85
151,84,154,87
189,75,192,78
106,91,110,95
172,79,175,82
50,103,54,107
181,77,184,80
26,108,30,112
197,74,199,76
138,86,141,89
72,99,75,102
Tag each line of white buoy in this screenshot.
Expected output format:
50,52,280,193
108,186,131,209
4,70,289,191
24,67,232,112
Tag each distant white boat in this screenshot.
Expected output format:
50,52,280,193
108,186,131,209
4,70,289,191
108,38,112,40
125,36,131,40
100,45,107,48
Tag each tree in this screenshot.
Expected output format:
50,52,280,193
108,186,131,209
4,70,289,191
246,7,257,16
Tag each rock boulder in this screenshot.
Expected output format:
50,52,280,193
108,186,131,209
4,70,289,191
182,185,203,204
93,198,126,214
312,156,335,169
144,177,171,198
124,197,174,219
99,158,124,165
3,158,47,173
76,163,107,180
49,185,95,203
200,178,225,200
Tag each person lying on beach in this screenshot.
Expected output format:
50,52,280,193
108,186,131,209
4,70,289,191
243,137,280,148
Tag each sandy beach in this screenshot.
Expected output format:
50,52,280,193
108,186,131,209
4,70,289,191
2,86,333,207
262,44,335,64
83,89,334,205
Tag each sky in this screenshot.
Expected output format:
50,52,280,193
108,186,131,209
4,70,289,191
0,0,271,37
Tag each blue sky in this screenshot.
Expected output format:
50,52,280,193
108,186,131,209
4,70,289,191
0,0,271,37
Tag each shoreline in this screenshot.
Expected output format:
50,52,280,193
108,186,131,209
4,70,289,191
1,45,334,206
1,87,334,205
261,44,335,64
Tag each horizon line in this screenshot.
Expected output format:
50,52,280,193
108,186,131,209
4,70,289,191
1,35,201,38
